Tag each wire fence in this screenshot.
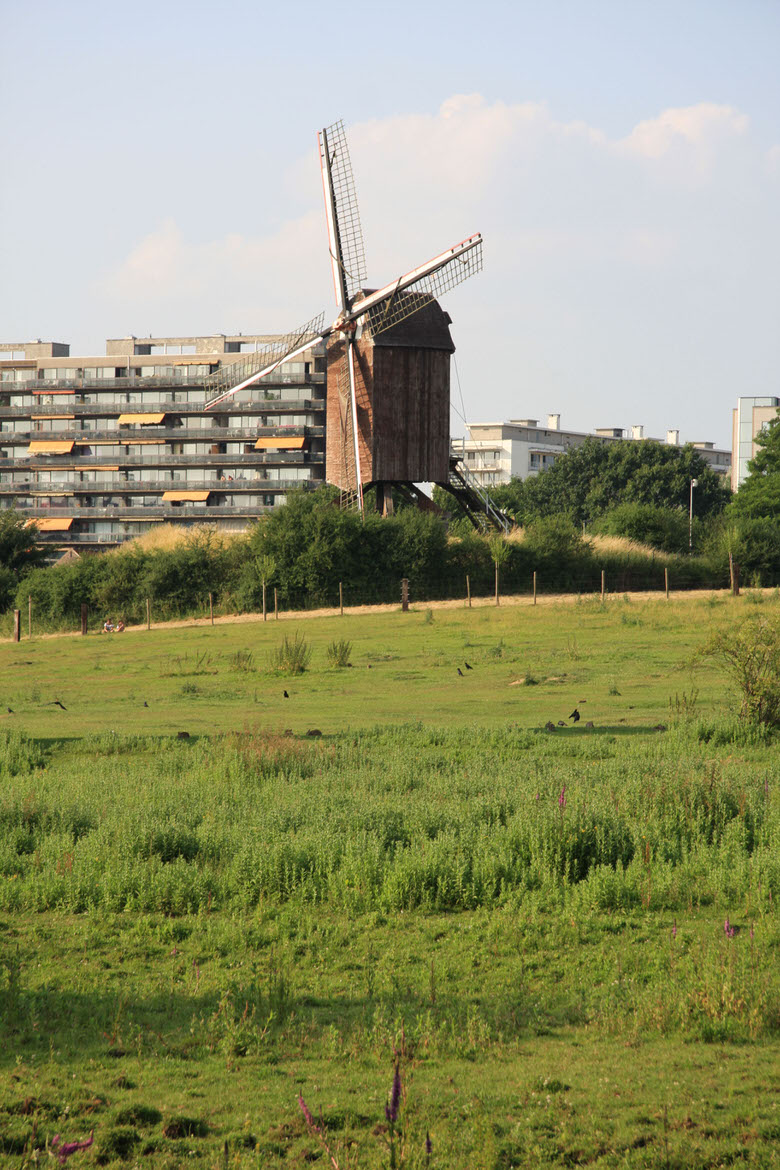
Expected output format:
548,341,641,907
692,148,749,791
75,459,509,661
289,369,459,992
5,562,768,641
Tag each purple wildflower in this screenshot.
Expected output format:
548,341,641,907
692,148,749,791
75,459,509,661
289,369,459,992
671,920,677,940
750,922,755,940
385,1064,401,1125
558,785,566,812
298,1094,318,1132
426,1131,433,1154
50,1131,94,1164
724,917,735,939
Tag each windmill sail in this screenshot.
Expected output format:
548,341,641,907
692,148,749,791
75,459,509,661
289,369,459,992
203,313,326,409
352,234,483,338
318,120,367,308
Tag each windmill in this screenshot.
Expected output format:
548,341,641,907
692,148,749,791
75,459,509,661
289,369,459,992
205,119,499,525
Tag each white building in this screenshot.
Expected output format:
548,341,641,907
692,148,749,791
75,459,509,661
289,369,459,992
731,396,780,491
459,415,731,488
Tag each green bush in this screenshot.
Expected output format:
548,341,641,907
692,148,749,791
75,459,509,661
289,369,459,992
696,613,780,727
270,631,312,674
326,639,352,668
594,502,690,554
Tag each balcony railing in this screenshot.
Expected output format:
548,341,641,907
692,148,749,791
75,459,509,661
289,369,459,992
0,397,325,418
0,372,325,391
4,477,318,496
22,504,298,521
2,424,325,444
2,451,324,472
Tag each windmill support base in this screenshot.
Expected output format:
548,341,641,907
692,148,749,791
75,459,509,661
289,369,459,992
376,482,394,516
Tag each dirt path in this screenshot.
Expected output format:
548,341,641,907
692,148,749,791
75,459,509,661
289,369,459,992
5,585,751,642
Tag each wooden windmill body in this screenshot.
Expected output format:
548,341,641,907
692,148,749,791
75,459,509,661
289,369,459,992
325,296,454,500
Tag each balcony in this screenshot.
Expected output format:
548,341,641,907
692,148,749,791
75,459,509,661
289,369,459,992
21,504,297,521
2,452,324,475
3,424,325,445
0,371,325,391
0,397,325,419
3,477,318,497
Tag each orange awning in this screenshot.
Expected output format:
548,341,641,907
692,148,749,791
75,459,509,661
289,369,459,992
31,389,75,396
31,414,75,420
162,491,211,502
27,441,75,455
28,518,74,532
118,412,166,424
255,436,306,450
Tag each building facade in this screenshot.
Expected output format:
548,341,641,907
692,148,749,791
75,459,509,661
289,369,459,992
0,336,325,548
460,414,731,488
731,396,780,492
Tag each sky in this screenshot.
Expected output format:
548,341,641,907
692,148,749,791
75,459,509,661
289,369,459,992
2,0,779,450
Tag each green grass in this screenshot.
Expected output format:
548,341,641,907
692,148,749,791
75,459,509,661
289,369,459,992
0,592,761,739
0,593,778,1167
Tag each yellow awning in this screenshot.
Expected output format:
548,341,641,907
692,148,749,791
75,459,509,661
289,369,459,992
162,491,211,502
27,441,75,454
118,412,166,424
29,518,74,532
255,436,306,450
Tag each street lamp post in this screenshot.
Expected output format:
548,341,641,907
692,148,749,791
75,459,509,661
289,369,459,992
689,478,698,551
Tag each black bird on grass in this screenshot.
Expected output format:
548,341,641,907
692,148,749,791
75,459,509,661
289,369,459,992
6,708,13,714
569,708,580,723
283,690,290,699
457,668,464,677
51,700,67,711
465,662,473,670
143,701,149,708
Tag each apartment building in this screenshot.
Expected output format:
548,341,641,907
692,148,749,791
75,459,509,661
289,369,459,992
460,415,732,488
731,396,780,492
0,335,326,548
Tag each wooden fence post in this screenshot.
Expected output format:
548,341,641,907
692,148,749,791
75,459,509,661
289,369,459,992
401,578,409,612
339,581,344,617
466,575,471,608
13,610,20,642
209,592,214,625
601,569,605,602
146,597,151,630
533,571,537,606
262,582,267,622
28,595,32,639
81,604,88,636
664,567,669,600
274,587,279,619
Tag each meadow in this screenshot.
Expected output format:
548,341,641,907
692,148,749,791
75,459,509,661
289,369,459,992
0,591,778,1167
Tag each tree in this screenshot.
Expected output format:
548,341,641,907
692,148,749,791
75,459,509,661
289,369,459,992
490,438,730,527
0,510,45,576
729,414,780,520
0,510,46,611
488,536,509,605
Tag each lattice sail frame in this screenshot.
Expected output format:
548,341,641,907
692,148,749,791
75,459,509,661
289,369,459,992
319,120,367,304
202,313,326,403
363,239,483,339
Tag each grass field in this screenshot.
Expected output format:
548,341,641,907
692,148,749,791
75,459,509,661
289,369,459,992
1,591,778,1167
